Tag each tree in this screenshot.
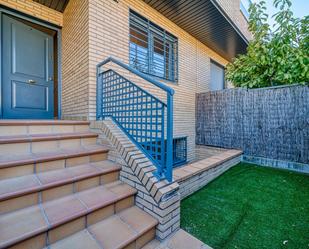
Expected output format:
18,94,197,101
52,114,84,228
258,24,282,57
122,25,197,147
226,0,309,88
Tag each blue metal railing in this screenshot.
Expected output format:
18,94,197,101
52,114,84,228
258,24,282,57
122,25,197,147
142,136,187,168
96,57,174,182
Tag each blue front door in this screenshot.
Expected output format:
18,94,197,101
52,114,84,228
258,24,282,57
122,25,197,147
2,14,54,119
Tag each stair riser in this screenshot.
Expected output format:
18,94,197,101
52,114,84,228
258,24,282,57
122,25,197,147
0,152,108,180
134,228,157,249
0,171,120,214
6,196,135,249
0,125,89,136
0,137,97,157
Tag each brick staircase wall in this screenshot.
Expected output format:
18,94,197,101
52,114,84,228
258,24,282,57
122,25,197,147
90,119,181,240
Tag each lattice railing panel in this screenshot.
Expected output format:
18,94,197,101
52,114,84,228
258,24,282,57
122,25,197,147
100,69,166,168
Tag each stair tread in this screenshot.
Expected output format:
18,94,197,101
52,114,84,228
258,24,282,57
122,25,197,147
0,206,48,249
47,206,158,249
0,132,98,144
0,120,90,126
0,145,109,168
0,160,121,202
0,181,137,248
47,230,101,249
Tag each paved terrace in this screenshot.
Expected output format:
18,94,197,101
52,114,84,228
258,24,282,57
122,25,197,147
142,229,212,249
173,146,243,182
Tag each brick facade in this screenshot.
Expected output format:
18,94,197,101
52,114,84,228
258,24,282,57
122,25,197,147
0,0,63,26
0,0,249,161
61,0,90,120
86,0,231,162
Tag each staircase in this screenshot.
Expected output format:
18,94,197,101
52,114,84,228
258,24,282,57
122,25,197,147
0,120,158,249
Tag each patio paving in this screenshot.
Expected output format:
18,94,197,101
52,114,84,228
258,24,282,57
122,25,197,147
142,229,212,249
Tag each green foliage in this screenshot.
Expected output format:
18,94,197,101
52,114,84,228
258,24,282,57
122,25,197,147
226,0,309,88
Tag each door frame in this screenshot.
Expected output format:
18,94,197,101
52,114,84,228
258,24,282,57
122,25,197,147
0,5,62,119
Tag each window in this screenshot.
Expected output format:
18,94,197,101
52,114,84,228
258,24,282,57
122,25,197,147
210,60,225,91
129,10,178,82
240,0,251,21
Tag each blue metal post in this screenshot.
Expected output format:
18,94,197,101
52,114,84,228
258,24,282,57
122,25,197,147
96,67,103,120
166,93,173,182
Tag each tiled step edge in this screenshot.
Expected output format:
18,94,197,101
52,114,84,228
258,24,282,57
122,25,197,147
0,145,110,169
47,206,158,249
0,161,121,202
0,181,137,249
173,149,243,182
0,132,97,144
0,120,90,126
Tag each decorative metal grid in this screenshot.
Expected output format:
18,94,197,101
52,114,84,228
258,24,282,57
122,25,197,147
100,69,167,168
172,137,187,167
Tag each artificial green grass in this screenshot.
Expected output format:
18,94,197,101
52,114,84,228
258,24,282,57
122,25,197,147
180,163,309,249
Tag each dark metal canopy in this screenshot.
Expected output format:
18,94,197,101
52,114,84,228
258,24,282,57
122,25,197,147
143,0,249,61
33,0,69,13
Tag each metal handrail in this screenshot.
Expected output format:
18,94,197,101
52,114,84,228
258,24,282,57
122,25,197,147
96,57,174,182
97,57,175,95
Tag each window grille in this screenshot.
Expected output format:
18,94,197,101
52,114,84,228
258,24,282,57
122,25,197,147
129,10,178,82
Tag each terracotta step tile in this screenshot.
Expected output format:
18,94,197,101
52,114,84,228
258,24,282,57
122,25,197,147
118,206,158,234
0,206,48,248
37,168,72,186
92,160,122,172
0,180,138,248
0,132,97,144
0,120,90,126
0,145,109,168
106,180,137,197
47,230,101,249
165,229,210,249
88,215,137,249
42,195,86,227
67,164,103,179
181,165,201,174
76,186,118,212
0,161,121,203
44,205,157,249
0,175,40,199
140,239,162,249
37,164,100,186
173,168,191,180
173,151,242,181
141,230,211,249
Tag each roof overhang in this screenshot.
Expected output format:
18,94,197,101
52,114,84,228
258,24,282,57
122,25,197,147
33,0,69,13
143,0,249,61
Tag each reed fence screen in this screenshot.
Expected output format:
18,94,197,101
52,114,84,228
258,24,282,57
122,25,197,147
196,85,309,164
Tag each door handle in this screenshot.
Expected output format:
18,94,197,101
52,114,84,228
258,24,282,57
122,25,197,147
28,79,36,84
